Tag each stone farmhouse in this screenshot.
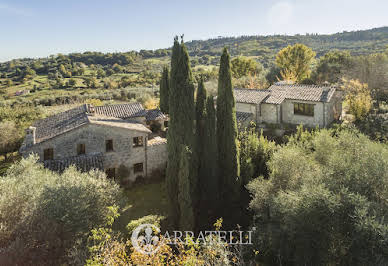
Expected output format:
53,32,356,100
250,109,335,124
19,103,168,183
235,82,342,128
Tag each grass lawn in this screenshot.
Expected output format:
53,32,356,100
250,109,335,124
113,179,169,235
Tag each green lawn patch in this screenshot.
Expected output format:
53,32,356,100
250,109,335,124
113,179,169,234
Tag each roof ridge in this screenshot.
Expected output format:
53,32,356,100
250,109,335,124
234,87,267,91
275,83,334,89
33,104,87,126
95,102,143,108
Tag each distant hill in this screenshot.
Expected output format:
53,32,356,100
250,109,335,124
2,26,388,68
183,26,388,67
1,26,388,107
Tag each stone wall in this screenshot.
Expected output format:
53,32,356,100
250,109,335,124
146,139,167,178
282,99,324,127
20,124,167,182
236,102,256,119
259,103,278,124
238,96,341,128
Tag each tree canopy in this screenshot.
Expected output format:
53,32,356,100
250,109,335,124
313,50,353,84
248,128,388,265
0,156,123,265
231,56,262,79
275,43,316,82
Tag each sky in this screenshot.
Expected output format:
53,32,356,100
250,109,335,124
0,0,387,62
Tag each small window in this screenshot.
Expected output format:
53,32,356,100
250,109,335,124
294,103,314,117
106,139,113,152
43,148,54,161
133,136,144,147
164,120,168,127
77,143,85,155
105,168,116,179
134,163,143,173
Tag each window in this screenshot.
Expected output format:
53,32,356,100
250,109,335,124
105,139,113,152
134,163,143,173
164,120,168,127
77,143,85,155
133,136,144,147
294,103,314,117
105,168,116,179
43,148,54,161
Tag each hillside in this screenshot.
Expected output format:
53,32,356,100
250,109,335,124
3,26,388,66
183,26,388,67
0,27,387,107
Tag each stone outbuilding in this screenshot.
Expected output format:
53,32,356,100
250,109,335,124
235,82,342,128
19,103,167,183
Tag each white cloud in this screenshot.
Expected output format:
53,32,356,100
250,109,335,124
267,1,294,28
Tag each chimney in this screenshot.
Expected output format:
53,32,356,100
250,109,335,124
25,126,36,146
86,104,95,115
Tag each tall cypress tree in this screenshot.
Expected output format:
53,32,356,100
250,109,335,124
216,48,240,218
178,145,195,231
198,95,219,228
196,78,207,131
195,77,207,181
166,38,182,226
166,37,196,229
159,66,169,114
195,78,207,228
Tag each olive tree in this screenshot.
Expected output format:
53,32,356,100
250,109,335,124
248,129,388,265
0,156,123,265
0,121,21,160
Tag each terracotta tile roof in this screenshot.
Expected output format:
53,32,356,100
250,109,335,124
31,103,151,144
145,109,167,121
236,111,253,123
234,84,337,105
33,105,90,143
88,116,151,133
262,89,289,104
267,83,336,103
234,88,270,104
94,103,147,119
43,153,104,173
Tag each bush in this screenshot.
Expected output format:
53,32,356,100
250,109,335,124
239,126,276,184
341,78,372,120
0,156,123,265
247,129,388,265
0,121,21,160
88,217,242,265
126,215,164,234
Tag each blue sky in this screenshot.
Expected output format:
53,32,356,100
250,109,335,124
1,0,387,62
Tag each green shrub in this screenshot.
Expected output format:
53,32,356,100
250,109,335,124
248,129,388,265
126,215,164,234
0,156,123,265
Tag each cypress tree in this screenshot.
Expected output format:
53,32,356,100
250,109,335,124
196,77,207,131
159,66,170,114
166,38,182,226
166,37,196,228
198,95,219,228
195,77,207,181
195,78,207,228
204,96,218,191
216,48,240,219
178,145,195,231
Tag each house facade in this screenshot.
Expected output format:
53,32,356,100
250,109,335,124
235,82,342,128
19,103,167,182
